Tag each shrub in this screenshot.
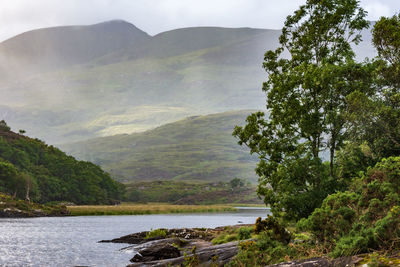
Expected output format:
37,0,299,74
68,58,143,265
302,157,400,257
145,228,167,239
211,233,238,245
238,227,252,240
254,216,291,244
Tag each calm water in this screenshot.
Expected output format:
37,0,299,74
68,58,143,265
0,207,269,267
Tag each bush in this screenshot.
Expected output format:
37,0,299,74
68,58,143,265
302,157,400,257
238,227,252,240
254,216,291,244
211,233,238,245
145,228,167,239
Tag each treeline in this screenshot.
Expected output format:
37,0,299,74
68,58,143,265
0,121,123,204
233,1,400,265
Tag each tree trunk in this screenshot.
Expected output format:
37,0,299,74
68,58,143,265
25,183,30,203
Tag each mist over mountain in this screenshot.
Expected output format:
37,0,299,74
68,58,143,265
0,20,376,144
0,20,149,73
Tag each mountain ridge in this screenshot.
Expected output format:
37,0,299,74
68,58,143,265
0,20,376,144
0,20,150,74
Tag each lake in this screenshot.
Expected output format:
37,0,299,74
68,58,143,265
0,207,269,267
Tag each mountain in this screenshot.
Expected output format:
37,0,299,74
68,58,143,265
59,110,259,183
0,20,149,75
94,27,279,64
0,20,376,144
0,121,123,204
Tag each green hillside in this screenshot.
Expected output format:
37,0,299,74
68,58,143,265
124,180,262,205
0,121,123,204
0,24,275,144
0,21,376,145
60,110,259,183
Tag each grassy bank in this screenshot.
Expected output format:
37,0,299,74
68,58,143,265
67,203,237,216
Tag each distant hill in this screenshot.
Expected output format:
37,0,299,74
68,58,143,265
0,20,376,144
123,180,263,205
0,20,149,74
59,110,259,183
0,121,123,204
95,27,279,64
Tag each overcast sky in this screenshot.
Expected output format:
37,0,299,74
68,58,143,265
0,0,399,42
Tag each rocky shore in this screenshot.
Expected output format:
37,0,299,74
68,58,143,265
100,225,246,266
101,225,398,267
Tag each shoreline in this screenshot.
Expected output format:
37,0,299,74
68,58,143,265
67,203,244,216
100,224,251,266
1,201,268,218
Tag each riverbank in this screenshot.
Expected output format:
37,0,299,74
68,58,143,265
67,203,237,216
0,193,69,217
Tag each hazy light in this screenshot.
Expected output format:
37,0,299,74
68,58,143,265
0,0,399,41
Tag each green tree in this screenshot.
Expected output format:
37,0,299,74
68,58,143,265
229,177,245,190
346,14,400,159
0,160,19,194
234,0,372,220
0,120,10,132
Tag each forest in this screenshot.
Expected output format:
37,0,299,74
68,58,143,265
232,0,400,264
0,120,123,205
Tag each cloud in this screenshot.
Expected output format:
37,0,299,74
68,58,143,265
0,0,399,42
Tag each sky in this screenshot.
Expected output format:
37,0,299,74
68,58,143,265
0,0,399,42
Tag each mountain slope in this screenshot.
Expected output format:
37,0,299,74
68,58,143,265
95,27,278,64
0,20,150,76
0,21,376,144
59,110,259,183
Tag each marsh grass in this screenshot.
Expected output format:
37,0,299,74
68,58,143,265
67,203,236,216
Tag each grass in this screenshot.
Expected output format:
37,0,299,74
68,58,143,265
67,203,236,216
145,228,167,239
211,226,255,245
226,203,266,207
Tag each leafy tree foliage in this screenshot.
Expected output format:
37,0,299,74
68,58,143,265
233,5,400,265
347,14,400,159
229,177,245,189
0,120,10,132
233,0,371,220
299,157,400,256
0,126,123,204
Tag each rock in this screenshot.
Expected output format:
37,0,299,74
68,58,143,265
99,231,150,244
120,238,183,262
130,242,180,262
99,227,222,244
102,225,253,266
127,240,239,266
